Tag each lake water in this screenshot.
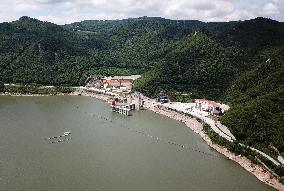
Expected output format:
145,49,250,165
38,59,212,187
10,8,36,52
0,96,274,191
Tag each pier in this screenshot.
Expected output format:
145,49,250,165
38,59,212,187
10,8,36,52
111,105,132,116
110,94,143,116
111,100,135,116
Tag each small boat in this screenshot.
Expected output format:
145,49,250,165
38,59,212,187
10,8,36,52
64,131,71,136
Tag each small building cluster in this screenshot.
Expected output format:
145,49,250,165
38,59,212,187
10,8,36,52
158,92,229,116
159,91,169,103
84,75,144,115
194,98,228,115
86,75,141,94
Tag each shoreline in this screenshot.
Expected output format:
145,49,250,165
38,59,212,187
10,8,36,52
147,104,283,191
75,91,284,191
0,93,67,96
1,91,283,190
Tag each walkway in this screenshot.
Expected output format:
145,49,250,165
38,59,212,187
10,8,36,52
163,102,236,142
162,102,282,167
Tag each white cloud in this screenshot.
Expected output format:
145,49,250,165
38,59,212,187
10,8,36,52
36,0,82,4
272,0,284,20
263,3,279,15
0,0,283,24
225,10,255,22
15,2,39,11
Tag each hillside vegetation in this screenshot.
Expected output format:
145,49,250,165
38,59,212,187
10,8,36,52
221,46,284,154
0,16,283,162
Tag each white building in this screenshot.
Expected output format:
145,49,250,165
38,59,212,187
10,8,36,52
195,99,222,115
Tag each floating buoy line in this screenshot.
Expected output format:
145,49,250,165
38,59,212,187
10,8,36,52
61,97,219,159
47,137,72,144
45,132,72,144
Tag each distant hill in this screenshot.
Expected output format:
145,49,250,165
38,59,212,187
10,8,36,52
0,16,95,85
1,16,283,87
0,16,283,157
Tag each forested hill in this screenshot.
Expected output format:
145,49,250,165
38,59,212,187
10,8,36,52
221,46,284,154
1,16,283,88
0,16,95,85
66,17,284,157
0,16,283,157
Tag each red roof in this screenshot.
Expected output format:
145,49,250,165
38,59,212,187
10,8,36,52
120,80,132,84
103,79,132,84
195,99,220,107
208,101,220,107
103,79,119,83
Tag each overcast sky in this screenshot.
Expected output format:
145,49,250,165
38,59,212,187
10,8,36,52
0,0,283,24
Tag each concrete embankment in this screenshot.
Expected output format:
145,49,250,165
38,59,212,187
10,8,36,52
161,102,282,167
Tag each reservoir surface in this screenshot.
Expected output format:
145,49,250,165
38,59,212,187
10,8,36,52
0,96,274,191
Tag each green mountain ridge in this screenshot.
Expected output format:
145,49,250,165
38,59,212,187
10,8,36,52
221,46,284,152
0,16,283,169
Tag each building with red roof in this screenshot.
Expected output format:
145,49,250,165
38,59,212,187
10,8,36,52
103,79,120,87
101,79,133,90
195,99,222,115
